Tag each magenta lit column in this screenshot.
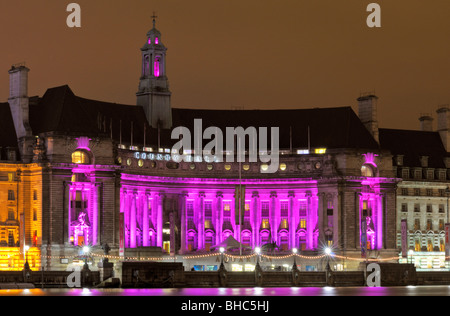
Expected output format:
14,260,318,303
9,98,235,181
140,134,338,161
198,192,205,250
180,192,187,254
156,193,163,248
289,191,295,249
253,192,260,246
306,192,313,250
142,192,150,247
130,192,137,248
270,192,277,244
215,192,223,245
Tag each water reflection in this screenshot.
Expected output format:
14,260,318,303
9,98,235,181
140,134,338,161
1,286,450,296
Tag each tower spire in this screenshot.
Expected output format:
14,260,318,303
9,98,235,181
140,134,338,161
151,12,158,28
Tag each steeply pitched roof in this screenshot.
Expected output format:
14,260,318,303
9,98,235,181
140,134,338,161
379,128,448,168
26,85,380,151
171,107,379,150
0,102,18,148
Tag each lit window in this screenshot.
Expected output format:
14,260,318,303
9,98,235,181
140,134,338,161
7,173,13,182
297,149,309,155
148,38,151,44
155,37,159,45
72,151,89,164
205,220,212,229
262,219,270,229
314,148,326,154
280,219,288,229
361,164,374,177
300,218,307,229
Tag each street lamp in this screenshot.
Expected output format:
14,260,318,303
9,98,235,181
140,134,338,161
255,247,261,266
82,246,90,270
24,245,30,270
219,247,225,268
292,248,298,267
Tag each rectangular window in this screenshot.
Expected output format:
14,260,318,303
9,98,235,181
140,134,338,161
261,202,270,217
7,190,15,201
187,201,194,218
280,201,288,217
280,219,288,229
414,170,422,179
402,169,410,179
439,189,446,197
414,188,421,196
262,219,270,229
426,189,433,197
414,218,420,230
7,209,14,220
33,190,38,201
401,188,409,196
427,170,434,180
440,219,445,231
414,204,420,212
401,203,408,212
300,218,307,229
299,200,307,217
439,204,445,213
204,201,212,218
426,204,432,213
33,209,37,221
427,219,433,230
223,202,231,218
204,220,212,229
7,173,13,182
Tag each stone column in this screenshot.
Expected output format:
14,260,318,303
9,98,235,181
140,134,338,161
130,191,137,248
270,191,277,244
253,191,260,246
317,192,325,247
198,192,205,250
179,192,188,254
216,192,223,245
157,193,164,248
289,191,296,249
306,192,313,250
65,183,71,245
142,192,150,247
332,192,339,247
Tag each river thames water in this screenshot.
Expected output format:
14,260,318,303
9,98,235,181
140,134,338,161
1,286,450,296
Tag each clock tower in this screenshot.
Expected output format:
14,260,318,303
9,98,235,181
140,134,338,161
136,15,172,129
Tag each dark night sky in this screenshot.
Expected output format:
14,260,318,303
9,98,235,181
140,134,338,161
1,0,450,131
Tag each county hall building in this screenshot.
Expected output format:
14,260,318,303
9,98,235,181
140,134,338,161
0,21,447,272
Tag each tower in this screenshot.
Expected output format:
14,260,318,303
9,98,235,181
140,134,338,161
357,94,379,143
136,15,172,129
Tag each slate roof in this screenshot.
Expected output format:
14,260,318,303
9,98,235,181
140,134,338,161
379,128,449,168
18,85,380,152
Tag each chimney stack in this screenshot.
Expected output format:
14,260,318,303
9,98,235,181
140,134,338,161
8,64,34,162
8,64,32,139
437,106,450,152
419,114,433,132
357,94,379,143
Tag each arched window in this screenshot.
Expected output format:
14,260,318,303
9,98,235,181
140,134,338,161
72,151,89,164
154,56,161,77
361,164,375,177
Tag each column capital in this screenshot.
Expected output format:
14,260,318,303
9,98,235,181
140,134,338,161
288,191,295,198
270,191,277,198
252,191,259,198
216,191,223,199
199,192,206,198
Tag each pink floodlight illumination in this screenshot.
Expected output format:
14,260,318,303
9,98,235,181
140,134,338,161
155,37,159,44
148,38,151,44
154,58,160,77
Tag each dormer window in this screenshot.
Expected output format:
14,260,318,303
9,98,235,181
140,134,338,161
148,38,151,45
155,37,159,45
72,150,90,164
361,164,375,177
